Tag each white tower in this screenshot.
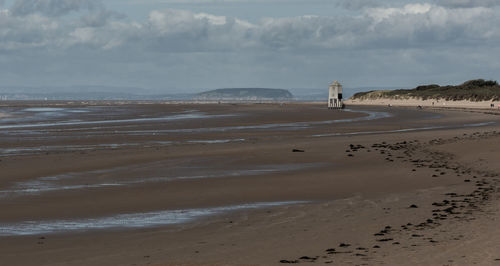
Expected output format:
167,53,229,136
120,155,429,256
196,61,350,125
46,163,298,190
328,80,343,109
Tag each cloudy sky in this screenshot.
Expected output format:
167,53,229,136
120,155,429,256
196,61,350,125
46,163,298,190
1,0,499,93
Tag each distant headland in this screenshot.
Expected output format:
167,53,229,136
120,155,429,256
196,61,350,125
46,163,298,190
194,88,294,101
347,79,500,109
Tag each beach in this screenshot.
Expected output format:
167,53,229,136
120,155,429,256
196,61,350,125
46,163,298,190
346,97,500,109
0,102,500,265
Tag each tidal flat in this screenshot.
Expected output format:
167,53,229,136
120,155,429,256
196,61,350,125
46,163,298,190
1,102,500,265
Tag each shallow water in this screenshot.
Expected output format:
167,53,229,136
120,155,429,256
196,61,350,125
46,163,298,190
0,141,174,157
0,201,307,236
23,107,89,113
312,121,497,137
187,138,246,144
92,109,392,136
0,139,247,156
0,112,232,129
0,163,324,198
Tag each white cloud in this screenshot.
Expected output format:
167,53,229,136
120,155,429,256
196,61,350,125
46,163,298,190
367,3,432,22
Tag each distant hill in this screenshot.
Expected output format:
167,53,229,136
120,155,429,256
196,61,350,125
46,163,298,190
351,79,500,102
0,92,194,101
194,88,294,101
0,85,196,100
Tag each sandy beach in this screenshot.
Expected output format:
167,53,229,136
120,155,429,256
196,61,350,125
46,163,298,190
1,102,500,265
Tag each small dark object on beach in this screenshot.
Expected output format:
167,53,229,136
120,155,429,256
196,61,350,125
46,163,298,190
339,243,351,247
299,256,316,261
377,238,393,242
443,207,456,214
348,154,354,157
409,204,418,208
280,259,299,263
373,245,380,248
292,149,304,153
325,248,335,252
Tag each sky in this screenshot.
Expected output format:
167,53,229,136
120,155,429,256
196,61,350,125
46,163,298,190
1,0,500,93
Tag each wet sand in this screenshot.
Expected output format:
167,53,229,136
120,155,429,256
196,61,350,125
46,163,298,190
1,102,500,265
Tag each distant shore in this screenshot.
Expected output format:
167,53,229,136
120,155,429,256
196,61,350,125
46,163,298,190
346,97,500,109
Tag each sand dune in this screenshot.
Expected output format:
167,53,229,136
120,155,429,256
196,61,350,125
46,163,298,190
346,97,500,109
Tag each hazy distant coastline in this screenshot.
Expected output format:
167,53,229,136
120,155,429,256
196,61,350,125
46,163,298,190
0,86,402,101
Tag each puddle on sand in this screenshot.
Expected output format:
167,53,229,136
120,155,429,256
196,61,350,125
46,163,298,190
187,138,245,144
0,201,307,236
0,141,174,157
0,113,234,130
312,121,497,137
102,109,392,136
23,108,80,112
0,138,245,157
0,163,325,198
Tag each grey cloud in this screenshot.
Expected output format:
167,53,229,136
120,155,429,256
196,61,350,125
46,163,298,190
337,0,382,10
78,9,126,27
1,3,500,90
2,5,499,53
10,0,103,17
254,4,499,51
436,0,500,8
